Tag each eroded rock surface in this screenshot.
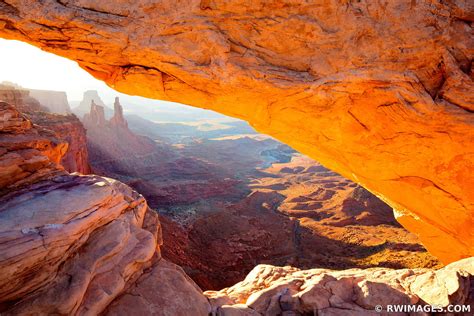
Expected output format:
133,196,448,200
0,85,90,173
0,101,210,315
0,100,472,315
205,258,474,315
0,0,471,262
32,112,91,174
105,259,211,316
80,101,439,290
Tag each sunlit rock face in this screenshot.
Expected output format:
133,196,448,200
0,1,472,263
0,85,91,174
205,258,474,315
0,101,211,315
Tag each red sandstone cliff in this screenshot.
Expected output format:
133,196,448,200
0,101,211,315
0,85,91,174
29,112,91,174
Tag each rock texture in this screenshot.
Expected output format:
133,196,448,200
0,84,72,115
205,258,474,315
0,0,471,263
30,111,91,174
168,155,441,290
83,97,177,178
0,100,471,315
0,101,210,315
0,84,46,112
0,85,91,174
105,259,211,316
0,101,66,193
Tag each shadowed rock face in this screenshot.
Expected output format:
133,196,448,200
0,1,472,263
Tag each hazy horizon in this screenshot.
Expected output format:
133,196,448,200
0,38,239,123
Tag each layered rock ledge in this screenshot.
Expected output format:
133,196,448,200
206,259,473,315
0,101,210,315
0,0,471,262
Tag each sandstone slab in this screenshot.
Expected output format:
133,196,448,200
206,259,474,315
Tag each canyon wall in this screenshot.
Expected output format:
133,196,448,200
79,95,440,289
28,111,91,174
0,101,211,315
0,89,472,314
0,84,46,112
0,100,471,314
0,85,91,173
0,0,471,263
83,97,177,178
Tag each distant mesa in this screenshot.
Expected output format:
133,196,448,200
28,89,71,115
73,90,113,118
0,83,46,112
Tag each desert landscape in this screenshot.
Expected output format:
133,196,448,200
73,90,440,290
0,1,472,315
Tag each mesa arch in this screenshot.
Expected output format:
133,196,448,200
0,0,472,264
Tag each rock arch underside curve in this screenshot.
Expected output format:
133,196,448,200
0,0,472,263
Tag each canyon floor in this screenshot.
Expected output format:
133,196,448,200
80,92,441,290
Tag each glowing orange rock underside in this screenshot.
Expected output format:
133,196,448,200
0,0,472,263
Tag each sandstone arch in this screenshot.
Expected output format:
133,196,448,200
0,0,472,263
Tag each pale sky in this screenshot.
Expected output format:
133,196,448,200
0,38,119,101
0,38,233,121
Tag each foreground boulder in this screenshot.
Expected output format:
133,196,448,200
0,101,210,315
206,258,473,315
0,0,472,263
